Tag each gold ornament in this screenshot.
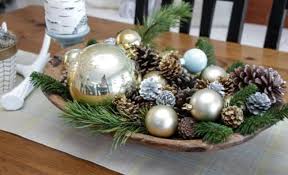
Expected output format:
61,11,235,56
143,71,167,87
145,105,178,138
201,65,227,82
116,29,141,48
188,88,224,121
69,43,136,105
63,49,81,69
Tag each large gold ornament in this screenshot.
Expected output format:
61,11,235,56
201,65,227,82
63,49,81,69
188,88,224,121
116,29,141,48
145,105,178,138
69,43,136,105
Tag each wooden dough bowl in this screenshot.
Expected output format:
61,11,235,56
43,59,270,152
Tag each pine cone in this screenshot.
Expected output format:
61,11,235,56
60,68,68,86
156,90,176,107
175,88,195,107
194,79,210,89
164,84,178,95
171,68,197,89
159,52,182,80
139,77,162,100
113,95,140,120
178,117,196,139
230,65,286,103
219,76,235,95
129,45,161,75
126,88,155,110
221,106,244,128
246,92,272,115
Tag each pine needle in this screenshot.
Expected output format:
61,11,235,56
226,61,245,73
236,104,288,135
136,2,192,45
196,37,216,66
30,72,71,100
230,84,258,107
61,101,146,149
194,122,233,144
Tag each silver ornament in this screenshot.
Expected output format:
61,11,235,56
69,43,135,105
145,105,178,138
143,71,167,87
201,65,227,82
189,88,224,121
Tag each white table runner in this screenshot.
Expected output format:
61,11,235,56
0,50,288,175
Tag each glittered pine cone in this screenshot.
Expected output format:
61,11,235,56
128,45,161,75
221,106,244,128
219,76,235,95
246,92,272,115
178,117,196,139
159,52,182,80
113,95,140,121
230,65,286,103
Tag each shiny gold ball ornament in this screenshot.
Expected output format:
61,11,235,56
189,88,224,121
201,65,227,82
143,71,167,87
69,43,135,105
145,105,178,138
63,49,81,69
116,29,141,48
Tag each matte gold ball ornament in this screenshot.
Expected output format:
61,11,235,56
68,43,136,105
201,65,227,82
187,88,224,121
116,29,142,48
145,105,178,138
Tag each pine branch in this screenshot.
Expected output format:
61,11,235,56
30,72,71,100
194,122,233,144
230,84,258,107
236,104,288,135
196,37,216,66
226,61,245,73
61,101,146,149
86,38,97,46
136,2,192,45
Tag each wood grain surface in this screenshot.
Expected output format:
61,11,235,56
0,5,288,174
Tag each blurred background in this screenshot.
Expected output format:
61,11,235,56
1,0,287,52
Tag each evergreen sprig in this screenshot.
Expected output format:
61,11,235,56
62,101,146,149
194,122,233,144
237,104,288,135
86,38,97,46
226,61,245,73
196,38,216,66
230,84,258,107
30,72,71,99
136,2,192,45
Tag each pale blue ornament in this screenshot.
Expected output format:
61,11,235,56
180,48,208,73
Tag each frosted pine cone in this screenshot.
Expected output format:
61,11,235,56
208,81,225,97
246,92,272,115
139,77,162,100
156,90,176,107
230,65,286,103
178,117,196,139
221,106,244,128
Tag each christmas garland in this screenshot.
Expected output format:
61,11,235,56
31,3,287,149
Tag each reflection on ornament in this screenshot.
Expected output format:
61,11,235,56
201,65,227,82
116,29,141,48
143,71,167,87
145,105,178,137
189,88,224,121
69,43,135,105
180,48,207,73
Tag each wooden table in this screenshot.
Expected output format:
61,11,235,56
0,5,287,175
